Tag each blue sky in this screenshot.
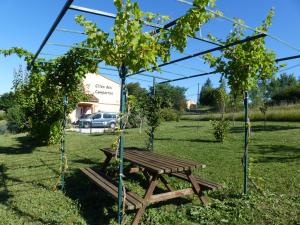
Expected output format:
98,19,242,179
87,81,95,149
1,0,300,102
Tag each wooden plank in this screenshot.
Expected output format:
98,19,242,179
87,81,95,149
86,168,143,209
101,149,165,173
80,168,142,210
130,150,205,169
149,188,194,204
170,172,222,190
129,150,194,168
128,150,190,171
186,171,201,194
126,151,184,172
132,174,158,225
100,148,206,170
122,154,166,174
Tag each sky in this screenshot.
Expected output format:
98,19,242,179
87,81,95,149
0,0,300,102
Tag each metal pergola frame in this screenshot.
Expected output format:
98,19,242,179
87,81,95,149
29,1,300,224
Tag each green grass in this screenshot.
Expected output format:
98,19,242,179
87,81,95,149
0,121,299,224
183,104,300,122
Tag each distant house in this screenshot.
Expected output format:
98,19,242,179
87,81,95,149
186,99,196,110
69,73,120,123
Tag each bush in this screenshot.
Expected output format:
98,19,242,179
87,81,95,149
210,119,230,142
0,111,5,120
161,108,178,121
0,120,7,134
127,110,142,128
6,105,28,133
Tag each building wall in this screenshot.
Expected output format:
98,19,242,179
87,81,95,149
186,100,196,109
69,73,120,123
83,73,120,107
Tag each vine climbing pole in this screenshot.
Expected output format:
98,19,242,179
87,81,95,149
150,77,156,152
118,65,127,224
243,91,249,194
60,94,68,190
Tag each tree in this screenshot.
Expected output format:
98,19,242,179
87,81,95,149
267,73,299,104
215,78,228,118
143,95,162,151
271,85,300,104
203,9,281,194
249,81,267,107
199,78,217,107
0,92,15,112
203,9,281,97
1,46,98,144
126,82,147,98
154,83,187,111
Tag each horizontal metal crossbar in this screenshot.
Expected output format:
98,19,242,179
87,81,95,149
70,5,162,29
29,0,74,68
178,0,300,53
128,33,266,77
70,5,221,46
276,54,300,62
158,71,217,84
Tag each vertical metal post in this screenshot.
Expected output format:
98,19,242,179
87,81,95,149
150,77,156,151
197,82,200,108
118,65,127,224
243,91,249,194
60,94,68,190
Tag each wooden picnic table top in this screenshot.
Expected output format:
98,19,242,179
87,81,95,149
101,147,206,174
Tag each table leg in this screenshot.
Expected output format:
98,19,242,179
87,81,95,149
159,175,174,191
132,173,158,225
142,170,152,183
185,170,209,205
101,154,112,172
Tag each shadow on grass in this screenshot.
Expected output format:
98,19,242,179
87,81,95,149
65,169,116,225
175,125,203,128
71,158,99,165
0,135,41,155
155,137,217,143
253,144,300,163
65,167,194,224
230,125,300,134
186,138,218,143
0,164,12,203
8,204,55,224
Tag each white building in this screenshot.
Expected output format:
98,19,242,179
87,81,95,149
69,73,120,123
186,99,196,110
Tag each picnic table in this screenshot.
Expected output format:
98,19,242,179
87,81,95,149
80,147,222,225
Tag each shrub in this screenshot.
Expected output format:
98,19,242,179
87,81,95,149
6,105,28,133
0,120,7,134
161,108,178,121
210,119,231,142
48,121,62,145
0,111,5,120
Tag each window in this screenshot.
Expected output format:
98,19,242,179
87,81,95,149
103,114,115,118
92,114,102,119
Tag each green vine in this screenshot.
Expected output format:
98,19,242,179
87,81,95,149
203,9,283,96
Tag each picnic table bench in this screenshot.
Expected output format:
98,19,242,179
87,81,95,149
80,147,222,225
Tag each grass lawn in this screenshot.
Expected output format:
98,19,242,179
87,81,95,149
0,120,299,224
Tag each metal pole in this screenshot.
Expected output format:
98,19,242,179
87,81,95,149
197,82,200,108
243,91,249,194
150,77,156,151
118,65,127,224
60,94,68,190
29,0,74,68
152,77,156,95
